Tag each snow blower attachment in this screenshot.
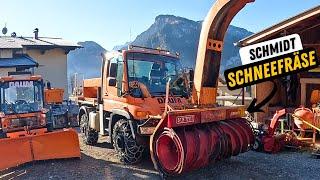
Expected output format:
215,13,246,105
0,75,80,171
148,0,255,175
253,109,288,153
150,109,254,175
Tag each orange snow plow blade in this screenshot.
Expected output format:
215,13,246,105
32,129,81,160
0,129,80,171
0,136,34,171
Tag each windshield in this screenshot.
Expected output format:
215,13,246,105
0,80,44,114
127,52,185,96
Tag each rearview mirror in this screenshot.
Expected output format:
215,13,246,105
188,69,194,89
108,78,117,87
109,63,118,77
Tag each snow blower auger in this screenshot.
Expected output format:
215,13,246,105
150,109,254,176
0,74,80,171
149,0,255,176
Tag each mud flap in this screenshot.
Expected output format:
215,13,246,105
0,129,80,171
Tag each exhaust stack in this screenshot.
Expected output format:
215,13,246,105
33,28,39,39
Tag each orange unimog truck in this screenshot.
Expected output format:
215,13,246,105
0,73,80,171
77,0,255,176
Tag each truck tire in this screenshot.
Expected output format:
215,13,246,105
112,119,145,164
80,113,98,145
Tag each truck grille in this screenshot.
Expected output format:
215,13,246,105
8,116,39,129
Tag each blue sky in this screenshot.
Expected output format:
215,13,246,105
0,0,319,50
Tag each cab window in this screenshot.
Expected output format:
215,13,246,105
109,56,124,97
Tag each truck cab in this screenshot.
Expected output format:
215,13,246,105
0,74,81,170
102,46,188,117
0,74,47,137
78,46,190,163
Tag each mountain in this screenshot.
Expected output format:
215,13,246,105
67,15,253,81
114,15,253,71
67,41,106,79
112,41,131,51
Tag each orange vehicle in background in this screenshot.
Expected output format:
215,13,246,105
45,88,64,104
75,1,254,177
44,86,79,129
0,73,80,171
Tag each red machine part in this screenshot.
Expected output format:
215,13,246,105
262,134,287,153
153,118,254,175
262,109,286,153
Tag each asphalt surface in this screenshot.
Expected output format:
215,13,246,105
1,135,320,180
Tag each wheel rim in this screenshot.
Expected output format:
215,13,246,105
114,121,129,151
116,134,125,150
114,120,144,164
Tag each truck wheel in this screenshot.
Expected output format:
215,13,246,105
112,119,145,164
80,113,98,145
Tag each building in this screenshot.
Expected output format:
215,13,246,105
238,5,320,122
0,28,81,98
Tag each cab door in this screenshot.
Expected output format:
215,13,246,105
104,56,126,108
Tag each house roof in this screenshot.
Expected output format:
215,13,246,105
238,5,320,47
0,54,38,68
0,36,81,50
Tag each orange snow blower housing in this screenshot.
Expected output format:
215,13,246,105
0,74,80,171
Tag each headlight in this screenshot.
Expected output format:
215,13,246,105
239,107,245,117
0,112,5,118
136,111,149,118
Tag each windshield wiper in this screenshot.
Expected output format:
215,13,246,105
151,92,166,97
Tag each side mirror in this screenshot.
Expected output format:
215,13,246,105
109,63,118,77
108,78,117,87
